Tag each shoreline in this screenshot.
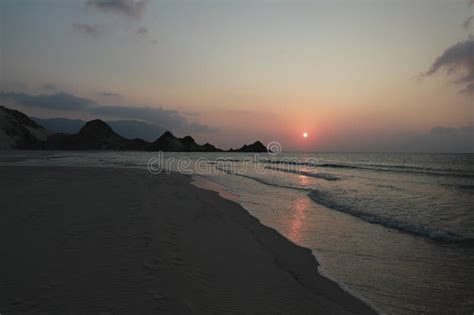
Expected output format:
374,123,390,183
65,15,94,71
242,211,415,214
0,165,375,313
190,174,378,312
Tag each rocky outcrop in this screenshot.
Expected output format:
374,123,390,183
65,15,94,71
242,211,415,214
45,119,149,151
147,131,222,152
202,142,221,152
0,106,267,153
230,141,268,153
0,105,49,150
33,117,166,142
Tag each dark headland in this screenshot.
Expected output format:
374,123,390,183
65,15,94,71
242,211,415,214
0,105,268,152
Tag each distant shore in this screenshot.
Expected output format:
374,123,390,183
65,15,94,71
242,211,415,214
0,166,374,313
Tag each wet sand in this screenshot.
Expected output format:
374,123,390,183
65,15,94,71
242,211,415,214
0,166,374,313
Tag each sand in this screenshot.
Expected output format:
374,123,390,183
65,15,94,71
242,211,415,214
0,166,375,314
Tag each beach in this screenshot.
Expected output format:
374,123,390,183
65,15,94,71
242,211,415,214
0,165,374,314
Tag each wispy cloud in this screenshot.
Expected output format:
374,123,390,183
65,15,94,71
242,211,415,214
0,91,214,133
430,123,474,136
463,0,474,30
135,27,157,44
136,27,148,36
463,16,474,29
395,123,474,153
424,38,474,94
73,23,103,38
86,0,149,19
0,91,94,110
41,84,59,92
88,105,214,133
100,91,121,97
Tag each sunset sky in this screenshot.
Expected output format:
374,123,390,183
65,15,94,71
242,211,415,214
1,0,473,152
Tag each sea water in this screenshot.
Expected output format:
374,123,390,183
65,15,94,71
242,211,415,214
2,151,473,314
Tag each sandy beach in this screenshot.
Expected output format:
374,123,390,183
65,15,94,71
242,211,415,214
0,165,374,313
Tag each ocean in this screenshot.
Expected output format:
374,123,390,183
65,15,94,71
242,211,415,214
2,151,473,314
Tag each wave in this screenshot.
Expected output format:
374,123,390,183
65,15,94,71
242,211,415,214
457,184,474,190
262,160,473,178
316,162,472,177
204,158,245,165
214,158,244,163
308,190,474,244
319,163,474,178
260,159,319,167
215,166,312,192
264,166,339,181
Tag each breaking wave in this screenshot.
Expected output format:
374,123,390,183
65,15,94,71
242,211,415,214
308,190,473,244
264,166,339,181
261,159,473,178
260,159,319,167
215,166,312,191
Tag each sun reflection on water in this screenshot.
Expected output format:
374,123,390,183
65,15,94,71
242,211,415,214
287,194,309,243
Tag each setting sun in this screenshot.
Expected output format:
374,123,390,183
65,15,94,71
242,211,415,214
303,132,308,138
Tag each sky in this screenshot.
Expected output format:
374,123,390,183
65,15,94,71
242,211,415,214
0,0,473,152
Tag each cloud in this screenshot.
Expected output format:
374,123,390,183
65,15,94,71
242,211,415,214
135,27,157,44
136,27,148,36
0,91,94,110
88,105,215,133
463,16,474,29
0,91,214,133
390,123,474,153
430,123,474,136
401,123,474,153
41,84,59,92
100,91,121,97
89,105,186,128
424,38,474,94
73,23,103,38
459,82,474,94
86,0,149,19
336,123,474,153
421,123,474,152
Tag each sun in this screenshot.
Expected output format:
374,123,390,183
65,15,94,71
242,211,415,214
303,132,308,138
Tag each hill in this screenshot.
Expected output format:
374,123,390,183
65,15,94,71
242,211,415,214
45,119,149,150
148,131,222,152
33,117,166,142
1,106,268,152
0,106,49,149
